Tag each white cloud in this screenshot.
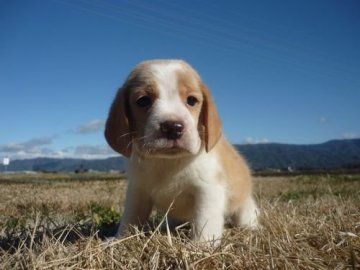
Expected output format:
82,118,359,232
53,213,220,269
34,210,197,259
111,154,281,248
0,144,117,160
0,137,53,153
0,136,117,160
72,145,117,159
342,133,359,140
242,137,270,145
75,120,105,134
319,116,327,124
243,137,255,144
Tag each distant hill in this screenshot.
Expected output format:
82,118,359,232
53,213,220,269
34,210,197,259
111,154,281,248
3,139,360,172
235,138,360,171
6,157,127,172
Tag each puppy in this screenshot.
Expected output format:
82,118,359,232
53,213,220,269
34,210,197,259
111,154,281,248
105,59,259,244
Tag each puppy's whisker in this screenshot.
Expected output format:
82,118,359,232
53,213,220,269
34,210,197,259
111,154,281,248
115,132,136,150
118,131,136,139
126,140,134,151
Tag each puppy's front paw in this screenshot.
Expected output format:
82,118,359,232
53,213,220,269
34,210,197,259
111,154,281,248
193,221,224,247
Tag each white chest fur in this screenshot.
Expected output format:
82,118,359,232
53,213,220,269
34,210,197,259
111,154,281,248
128,148,224,221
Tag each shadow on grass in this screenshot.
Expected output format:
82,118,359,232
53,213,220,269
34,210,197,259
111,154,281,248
0,221,119,253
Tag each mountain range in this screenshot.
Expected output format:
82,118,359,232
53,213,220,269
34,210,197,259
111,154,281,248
235,138,360,171
3,139,360,173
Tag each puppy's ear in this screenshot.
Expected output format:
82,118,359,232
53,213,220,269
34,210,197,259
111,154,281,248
105,87,132,157
201,83,222,152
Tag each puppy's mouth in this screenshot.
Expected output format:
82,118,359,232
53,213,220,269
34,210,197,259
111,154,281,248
152,138,189,153
136,137,193,158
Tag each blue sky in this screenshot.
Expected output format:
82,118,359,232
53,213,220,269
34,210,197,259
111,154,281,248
1,0,359,160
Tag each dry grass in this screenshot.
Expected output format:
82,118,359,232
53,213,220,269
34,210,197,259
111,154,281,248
0,173,359,269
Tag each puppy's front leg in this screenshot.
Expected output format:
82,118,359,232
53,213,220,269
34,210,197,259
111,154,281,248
193,185,226,245
116,183,153,237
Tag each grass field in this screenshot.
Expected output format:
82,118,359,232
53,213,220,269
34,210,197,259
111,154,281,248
0,173,359,269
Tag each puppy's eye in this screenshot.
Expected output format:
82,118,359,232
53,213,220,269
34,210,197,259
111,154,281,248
186,96,198,107
136,96,152,107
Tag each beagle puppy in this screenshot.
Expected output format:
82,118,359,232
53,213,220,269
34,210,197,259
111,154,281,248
105,59,259,244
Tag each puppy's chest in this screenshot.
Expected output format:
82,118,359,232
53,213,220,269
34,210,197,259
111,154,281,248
148,169,199,219
131,152,221,219
132,159,216,220
151,180,195,220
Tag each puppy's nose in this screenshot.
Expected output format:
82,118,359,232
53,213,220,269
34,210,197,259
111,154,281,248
160,121,184,140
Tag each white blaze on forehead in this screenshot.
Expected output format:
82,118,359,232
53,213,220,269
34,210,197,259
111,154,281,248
149,62,188,117
150,62,183,100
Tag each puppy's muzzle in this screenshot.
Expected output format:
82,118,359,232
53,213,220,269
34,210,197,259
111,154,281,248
160,121,184,140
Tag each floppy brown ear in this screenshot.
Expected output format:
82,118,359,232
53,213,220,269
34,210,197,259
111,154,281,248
104,88,132,157
201,83,222,152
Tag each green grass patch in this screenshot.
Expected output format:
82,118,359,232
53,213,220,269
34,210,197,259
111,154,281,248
89,202,120,227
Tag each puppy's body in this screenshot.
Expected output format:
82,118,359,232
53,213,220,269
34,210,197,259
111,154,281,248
105,60,258,244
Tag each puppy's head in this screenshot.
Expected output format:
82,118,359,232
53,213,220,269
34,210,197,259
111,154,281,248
105,59,222,158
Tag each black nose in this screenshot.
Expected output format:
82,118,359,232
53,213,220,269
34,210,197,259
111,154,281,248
160,121,184,140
